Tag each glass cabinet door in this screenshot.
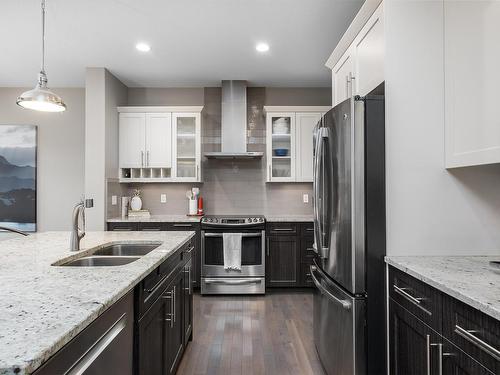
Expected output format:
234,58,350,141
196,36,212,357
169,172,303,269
173,113,201,181
266,113,295,181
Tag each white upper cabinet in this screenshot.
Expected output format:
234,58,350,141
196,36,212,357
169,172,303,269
332,48,355,107
145,113,172,168
264,107,330,183
117,106,203,182
296,112,322,182
444,1,500,168
172,112,201,182
119,113,146,168
266,112,296,182
353,3,384,97
327,1,384,106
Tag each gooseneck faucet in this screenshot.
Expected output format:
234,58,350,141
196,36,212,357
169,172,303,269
70,198,93,251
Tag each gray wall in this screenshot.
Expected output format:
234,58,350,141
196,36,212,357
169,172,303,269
385,0,500,256
114,86,330,217
0,87,85,231
85,68,127,230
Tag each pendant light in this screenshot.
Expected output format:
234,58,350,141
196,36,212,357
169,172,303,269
17,0,66,112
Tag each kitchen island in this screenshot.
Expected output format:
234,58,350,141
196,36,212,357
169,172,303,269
0,231,194,375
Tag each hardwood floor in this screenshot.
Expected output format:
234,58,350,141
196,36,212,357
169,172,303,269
177,290,325,375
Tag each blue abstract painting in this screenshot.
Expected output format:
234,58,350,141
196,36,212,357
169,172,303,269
0,125,37,232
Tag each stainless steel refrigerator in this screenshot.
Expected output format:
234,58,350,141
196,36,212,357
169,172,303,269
311,87,386,375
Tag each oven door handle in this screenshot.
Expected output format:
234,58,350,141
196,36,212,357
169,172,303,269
204,232,262,238
204,278,262,285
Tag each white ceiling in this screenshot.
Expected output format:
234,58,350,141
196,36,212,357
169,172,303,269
1,0,363,88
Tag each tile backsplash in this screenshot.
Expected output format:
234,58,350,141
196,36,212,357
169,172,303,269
107,86,329,218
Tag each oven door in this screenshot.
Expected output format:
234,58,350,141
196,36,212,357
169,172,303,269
201,230,265,277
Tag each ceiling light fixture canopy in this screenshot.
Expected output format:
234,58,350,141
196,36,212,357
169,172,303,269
17,0,66,112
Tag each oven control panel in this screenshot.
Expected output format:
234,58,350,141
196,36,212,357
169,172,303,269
201,216,265,225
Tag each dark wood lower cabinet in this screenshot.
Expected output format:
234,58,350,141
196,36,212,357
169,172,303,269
266,235,298,287
165,271,184,375
183,258,193,343
390,299,440,375
389,265,496,375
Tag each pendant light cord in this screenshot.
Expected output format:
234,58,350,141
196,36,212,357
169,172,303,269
41,0,46,74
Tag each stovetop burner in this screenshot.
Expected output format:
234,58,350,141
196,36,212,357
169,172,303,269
201,215,265,226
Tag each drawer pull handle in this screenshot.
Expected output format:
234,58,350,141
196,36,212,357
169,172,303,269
455,325,500,361
393,285,424,305
273,228,294,232
306,247,315,251
113,228,131,231
173,224,192,228
142,228,161,231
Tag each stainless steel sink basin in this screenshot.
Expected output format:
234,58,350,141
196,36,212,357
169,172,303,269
92,243,161,256
61,256,140,267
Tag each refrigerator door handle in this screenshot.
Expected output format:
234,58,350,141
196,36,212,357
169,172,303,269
314,127,330,259
310,265,351,310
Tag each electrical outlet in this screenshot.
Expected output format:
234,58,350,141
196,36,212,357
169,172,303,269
160,194,167,203
111,195,117,205
303,194,309,203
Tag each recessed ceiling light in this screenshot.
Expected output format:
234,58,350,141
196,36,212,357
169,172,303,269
136,43,151,52
256,42,270,53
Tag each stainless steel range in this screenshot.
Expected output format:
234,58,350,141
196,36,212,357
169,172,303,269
200,215,266,295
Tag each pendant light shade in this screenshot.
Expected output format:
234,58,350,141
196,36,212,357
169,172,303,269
17,72,66,112
17,0,66,112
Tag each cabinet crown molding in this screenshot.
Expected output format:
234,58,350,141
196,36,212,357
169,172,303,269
117,106,204,113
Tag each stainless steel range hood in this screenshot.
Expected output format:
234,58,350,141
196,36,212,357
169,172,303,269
204,80,263,159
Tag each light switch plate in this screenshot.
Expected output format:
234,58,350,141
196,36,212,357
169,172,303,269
111,195,117,205
303,194,309,203
160,194,167,203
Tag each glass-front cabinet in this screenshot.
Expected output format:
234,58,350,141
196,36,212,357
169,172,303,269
266,113,296,182
172,112,201,182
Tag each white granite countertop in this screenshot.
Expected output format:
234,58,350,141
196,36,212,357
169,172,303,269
386,256,500,321
0,231,194,375
265,215,314,222
107,214,201,223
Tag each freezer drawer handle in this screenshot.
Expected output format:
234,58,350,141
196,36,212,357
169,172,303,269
204,279,262,285
310,266,351,310
204,232,262,238
455,325,500,361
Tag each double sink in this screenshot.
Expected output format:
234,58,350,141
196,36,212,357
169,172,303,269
59,243,161,267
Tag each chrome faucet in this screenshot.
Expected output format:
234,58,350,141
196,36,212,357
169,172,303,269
70,198,93,251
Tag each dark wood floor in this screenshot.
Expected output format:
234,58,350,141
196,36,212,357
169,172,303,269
177,290,325,375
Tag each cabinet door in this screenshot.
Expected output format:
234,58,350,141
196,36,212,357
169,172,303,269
390,299,440,375
266,113,296,182
172,113,201,182
183,259,193,344
146,113,172,168
119,113,146,168
266,235,298,286
295,112,322,182
444,1,500,168
442,340,494,375
165,272,184,375
138,295,166,375
352,2,384,96
332,47,354,106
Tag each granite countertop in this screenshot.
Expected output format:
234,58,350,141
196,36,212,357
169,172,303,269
107,214,201,223
386,256,500,321
0,231,194,375
107,214,314,223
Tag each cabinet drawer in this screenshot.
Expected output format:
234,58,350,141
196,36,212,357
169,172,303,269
443,296,500,374
107,222,138,231
442,338,495,375
165,222,199,230
267,223,298,235
300,235,316,262
300,223,314,237
389,267,442,331
138,222,165,231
